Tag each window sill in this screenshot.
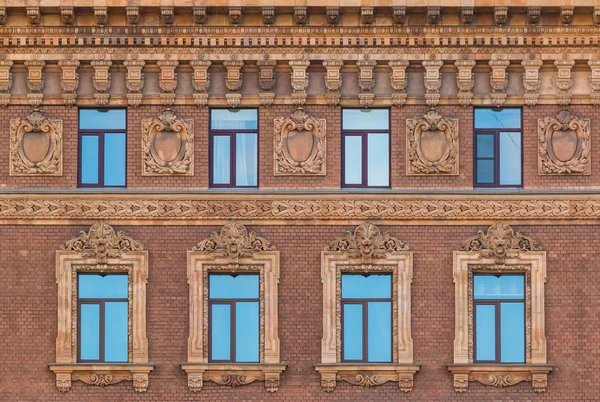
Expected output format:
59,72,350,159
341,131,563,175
314,363,420,392
446,363,555,393
180,362,287,392
47,363,155,393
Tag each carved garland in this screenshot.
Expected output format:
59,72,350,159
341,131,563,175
10,110,62,176
273,108,327,176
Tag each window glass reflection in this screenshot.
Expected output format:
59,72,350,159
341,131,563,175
80,109,126,130
474,275,524,300
81,136,99,185
343,109,389,130
475,108,521,129
236,302,259,362
211,304,231,361
367,302,391,362
212,136,231,185
343,304,363,360
499,132,522,186
475,304,496,361
344,136,362,185
236,133,258,186
104,302,128,362
104,133,126,186
367,133,389,187
209,275,259,299
80,304,100,360
342,274,391,299
500,302,525,363
211,109,258,130
79,274,128,299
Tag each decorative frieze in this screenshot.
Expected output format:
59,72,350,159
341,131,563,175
357,58,376,107
289,59,310,106
489,58,510,107
588,60,600,106
26,7,40,26
323,59,343,107
193,7,207,25
91,60,112,106
126,7,140,26
223,60,243,108
274,108,326,176
427,7,441,25
257,59,276,107
94,7,107,27
24,60,44,108
58,60,79,107
229,7,242,26
157,60,178,107
460,7,474,25
124,59,145,108
389,59,409,107
522,60,543,107
423,60,443,107
494,7,508,26
293,7,307,25
161,7,174,26
361,7,374,25
190,58,211,107
555,58,575,106
0,60,12,107
60,7,74,26
538,110,591,175
455,59,475,107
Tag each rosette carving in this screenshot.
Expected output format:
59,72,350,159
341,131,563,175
274,108,326,176
460,221,539,259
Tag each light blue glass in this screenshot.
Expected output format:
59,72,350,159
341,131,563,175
343,304,363,360
477,134,494,158
341,274,391,299
235,133,257,186
211,304,231,361
213,135,231,184
367,302,391,362
344,136,362,185
80,304,100,360
104,302,128,362
474,275,524,300
211,109,258,130
499,132,522,186
475,108,521,129
476,159,494,184
209,275,259,299
343,109,389,130
236,302,259,362
501,302,525,363
79,109,126,130
367,133,389,187
81,135,99,184
104,133,126,186
79,274,128,299
475,304,496,361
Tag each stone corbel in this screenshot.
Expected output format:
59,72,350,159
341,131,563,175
58,60,80,107
527,7,541,24
0,8,6,25
393,7,406,25
560,7,574,25
595,7,600,25
290,59,310,106
427,7,441,25
494,7,508,26
25,60,45,108
229,7,242,25
161,7,174,26
461,7,474,24
262,8,275,25
588,60,600,106
257,59,276,107
294,7,307,25
0,60,13,107
124,59,145,108
224,60,243,108
323,59,343,107
193,7,207,25
357,59,376,107
555,58,575,106
455,59,475,107
94,7,107,27
326,8,340,26
91,60,112,106
389,59,409,107
423,60,443,107
157,60,178,107
361,8,374,25
27,7,40,26
60,7,74,26
126,7,140,25
489,58,510,107
190,58,211,107
522,60,543,107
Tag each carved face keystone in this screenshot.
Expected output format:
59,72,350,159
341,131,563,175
551,129,578,162
154,130,182,162
286,130,314,163
22,131,51,163
419,130,447,162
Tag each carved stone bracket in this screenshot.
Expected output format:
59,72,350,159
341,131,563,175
158,60,178,107
58,60,79,107
423,60,443,107
293,7,307,25
25,60,44,107
257,59,276,107
10,110,62,176
262,8,275,26
393,7,406,25
538,110,591,175
181,364,286,392
494,7,508,25
595,7,600,25
191,59,211,107
447,364,554,393
555,58,575,106
193,7,207,25
161,7,174,26
0,8,6,25
91,60,112,106
124,60,145,108
460,221,539,259
274,108,326,176
0,60,12,107
60,7,74,26
229,7,242,25
315,364,419,392
323,59,343,107
406,109,459,175
361,8,374,25
455,60,475,107
357,59,376,107
224,60,243,108
527,7,541,24
427,7,441,25
489,58,510,107
522,60,543,107
48,364,155,393
389,60,409,107
290,59,310,106
588,60,600,107
326,8,340,26
27,7,41,26
142,109,194,176
560,7,574,25
126,7,140,25
461,7,474,25
94,7,107,27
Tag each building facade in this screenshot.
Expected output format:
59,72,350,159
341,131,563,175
1,1,600,400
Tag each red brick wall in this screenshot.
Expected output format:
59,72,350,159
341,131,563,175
0,224,598,400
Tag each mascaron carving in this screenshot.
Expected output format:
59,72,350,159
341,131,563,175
406,109,458,175
274,108,326,176
460,221,539,259
10,110,62,176
142,109,194,176
538,110,590,175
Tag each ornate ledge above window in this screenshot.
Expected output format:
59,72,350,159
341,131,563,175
448,221,554,393
47,363,154,393
181,221,286,392
315,223,419,392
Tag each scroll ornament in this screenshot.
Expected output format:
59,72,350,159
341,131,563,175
460,221,539,259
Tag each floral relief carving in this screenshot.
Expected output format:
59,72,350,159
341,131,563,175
406,109,459,175
10,110,62,176
489,58,510,107
142,109,194,176
538,110,591,175
190,58,211,107
455,59,475,107
274,108,326,176
124,60,145,108
460,221,539,259
0,60,12,107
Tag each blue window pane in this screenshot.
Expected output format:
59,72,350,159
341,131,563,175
343,304,363,360
342,274,391,299
213,135,231,184
211,304,231,361
80,303,100,360
209,275,259,299
499,132,522,186
344,136,362,185
343,109,389,130
501,302,525,363
476,134,494,158
367,133,389,187
104,133,126,186
475,108,521,129
474,275,524,300
368,302,391,362
211,109,258,130
475,304,496,361
104,302,128,362
236,133,257,186
476,159,494,184
80,109,126,130
236,302,259,362
79,274,128,299
81,135,99,184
